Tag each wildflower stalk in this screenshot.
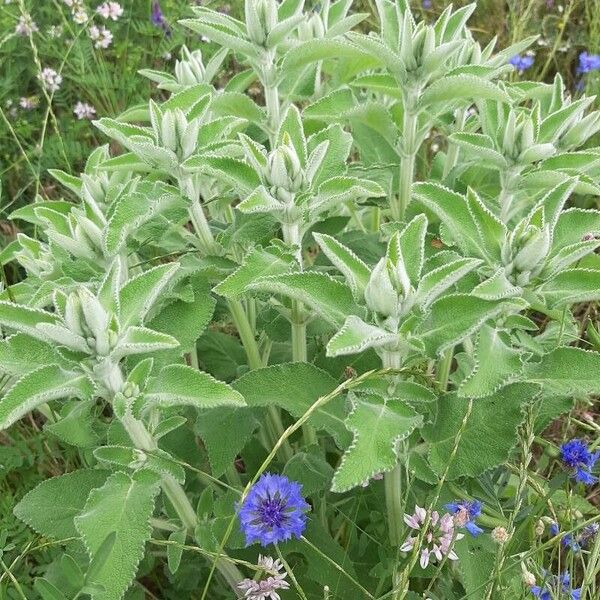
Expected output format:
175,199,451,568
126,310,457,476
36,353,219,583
394,398,474,599
282,221,316,445
395,88,420,222
484,400,537,600
382,351,405,547
436,346,454,391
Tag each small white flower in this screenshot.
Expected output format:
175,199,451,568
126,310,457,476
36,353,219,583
522,570,536,587
162,51,172,60
39,67,63,93
15,14,38,36
47,25,63,38
491,526,509,544
73,101,96,120
19,96,39,110
97,2,123,20
89,25,113,49
237,555,290,600
72,9,89,24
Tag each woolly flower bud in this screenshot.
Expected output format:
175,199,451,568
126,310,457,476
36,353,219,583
298,12,325,41
246,0,278,45
266,144,304,198
535,519,545,536
176,47,206,85
522,570,536,588
491,526,510,544
364,258,400,319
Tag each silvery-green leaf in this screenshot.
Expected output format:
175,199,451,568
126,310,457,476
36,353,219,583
419,74,509,108
538,268,600,307
331,393,422,492
458,325,524,398
0,301,60,339
144,365,244,409
111,327,179,359
313,233,370,297
118,264,179,329
327,315,397,357
472,269,521,300
248,272,362,326
237,186,282,214
447,132,507,168
0,365,94,430
214,246,294,298
416,257,482,308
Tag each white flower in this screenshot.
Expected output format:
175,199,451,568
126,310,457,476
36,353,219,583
15,14,38,36
73,101,96,120
89,25,113,49
73,9,89,24
237,555,289,600
97,2,123,20
39,67,63,93
491,526,509,544
401,507,463,569
47,25,63,38
19,96,39,110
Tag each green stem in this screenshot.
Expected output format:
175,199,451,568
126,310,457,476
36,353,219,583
104,363,243,593
264,82,280,146
179,174,217,253
227,298,293,462
381,351,404,547
443,108,467,181
282,221,316,446
395,96,419,222
436,346,454,391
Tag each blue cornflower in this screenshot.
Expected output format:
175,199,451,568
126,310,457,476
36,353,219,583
239,473,310,546
549,522,559,536
563,524,599,552
560,439,600,485
445,499,483,537
531,571,580,600
423,0,433,8
151,1,171,35
509,54,535,72
577,52,600,74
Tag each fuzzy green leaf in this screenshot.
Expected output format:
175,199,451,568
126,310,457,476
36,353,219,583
424,384,538,479
332,393,422,492
248,272,361,326
524,347,600,395
232,362,351,447
75,471,160,600
144,365,245,409
14,469,109,539
0,365,94,430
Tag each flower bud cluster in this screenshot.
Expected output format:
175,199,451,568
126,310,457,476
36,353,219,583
175,46,207,86
502,220,550,285
246,0,278,46
263,142,305,203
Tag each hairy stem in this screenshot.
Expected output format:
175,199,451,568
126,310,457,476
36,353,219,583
282,221,316,446
394,92,419,222
103,363,243,593
382,351,404,547
227,298,294,462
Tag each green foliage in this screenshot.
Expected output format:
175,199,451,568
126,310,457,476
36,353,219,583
2,1,600,599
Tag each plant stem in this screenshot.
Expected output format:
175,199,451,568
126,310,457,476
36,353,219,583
179,173,218,253
436,346,454,391
394,91,419,222
227,298,294,462
381,351,404,547
103,363,244,594
282,221,316,446
443,108,467,181
264,83,280,146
